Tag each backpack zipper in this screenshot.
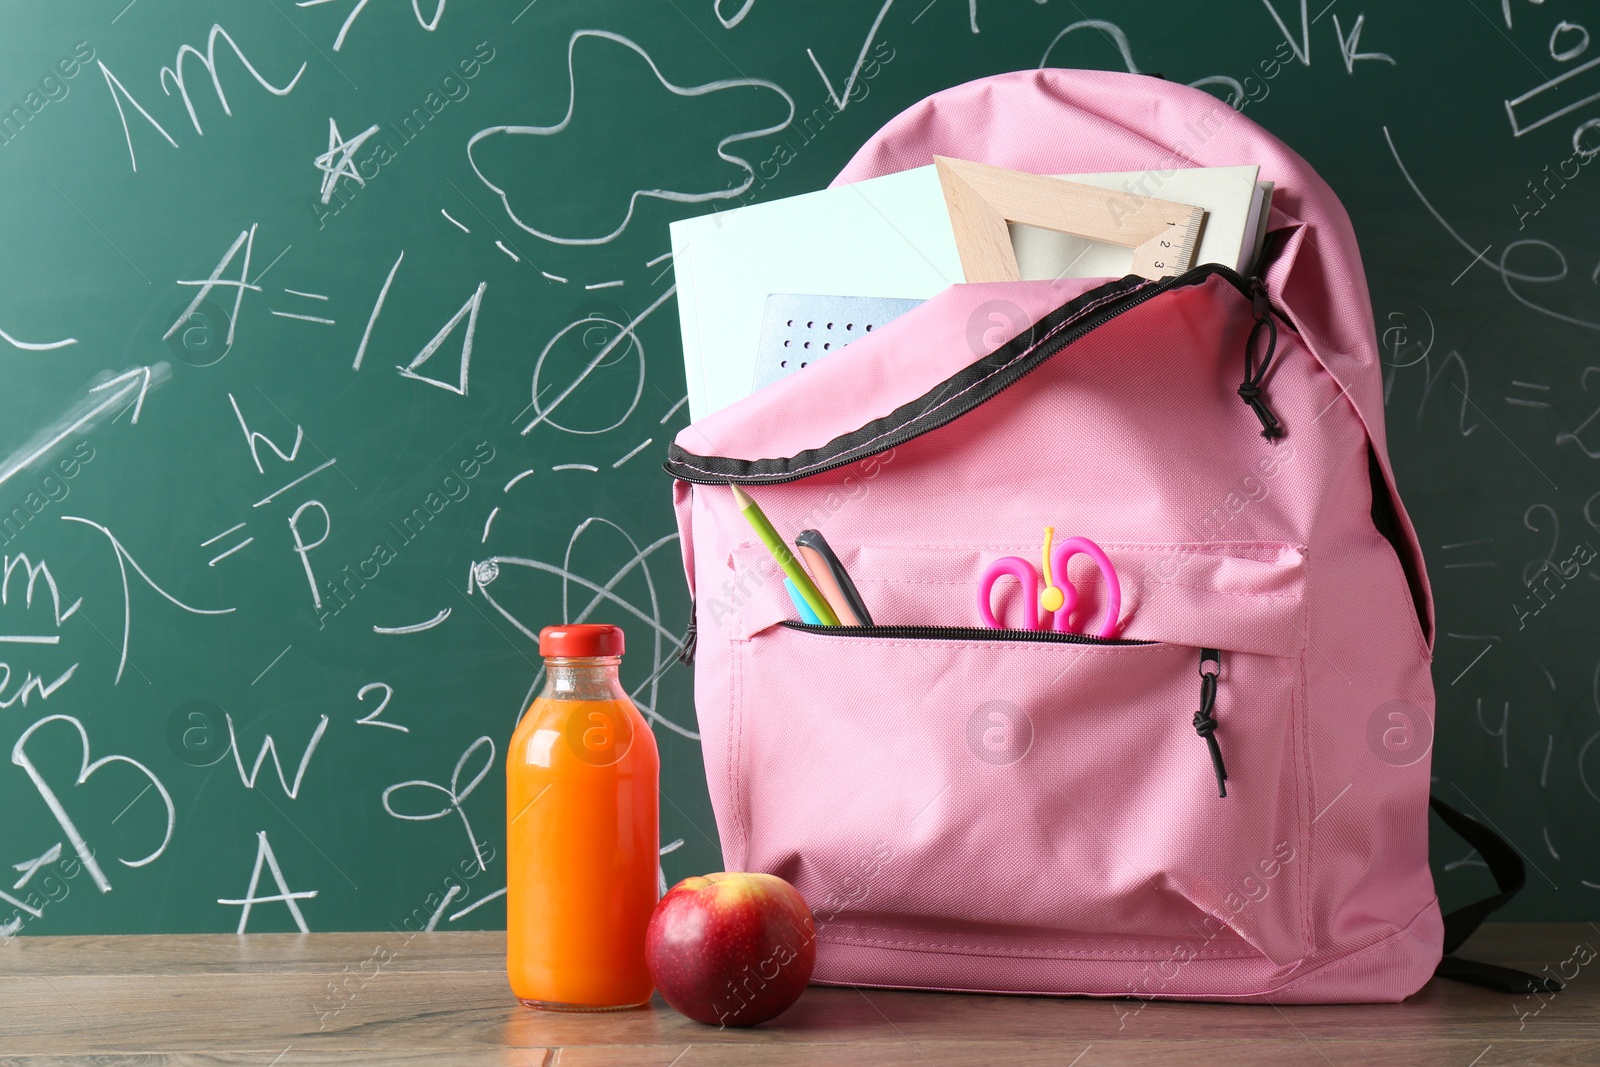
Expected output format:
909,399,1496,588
1238,278,1284,439
676,604,1143,668
778,620,1150,645
1194,647,1228,797
665,264,1287,487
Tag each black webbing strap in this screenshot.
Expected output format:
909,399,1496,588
1431,796,1524,953
1430,795,1561,994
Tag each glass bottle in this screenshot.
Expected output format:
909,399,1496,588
506,624,659,1010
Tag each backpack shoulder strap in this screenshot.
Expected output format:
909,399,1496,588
1430,795,1562,994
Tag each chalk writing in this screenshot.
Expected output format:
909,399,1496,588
355,682,406,731
397,282,485,396
226,713,330,799
12,714,175,893
467,31,794,245
60,516,234,684
383,736,495,871
101,25,305,171
0,369,159,493
218,830,318,933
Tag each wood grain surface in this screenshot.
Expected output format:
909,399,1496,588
2,923,1595,1065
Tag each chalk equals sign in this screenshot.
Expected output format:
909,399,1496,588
202,521,253,566
1506,55,1600,137
271,288,334,326
1506,380,1551,409
1441,538,1494,570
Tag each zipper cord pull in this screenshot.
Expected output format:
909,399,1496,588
1193,647,1228,797
1239,278,1284,439
677,598,698,667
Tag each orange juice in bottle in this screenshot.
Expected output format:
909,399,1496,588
507,623,659,1010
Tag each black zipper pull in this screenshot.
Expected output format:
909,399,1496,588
1193,647,1228,797
677,597,698,666
1239,278,1284,439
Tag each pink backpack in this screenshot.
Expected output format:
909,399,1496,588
665,70,1538,1003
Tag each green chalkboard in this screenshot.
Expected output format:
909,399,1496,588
2,0,1597,935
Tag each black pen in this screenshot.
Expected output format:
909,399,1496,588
793,529,874,627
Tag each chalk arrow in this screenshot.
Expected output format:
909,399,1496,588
0,363,168,489
89,365,154,424
12,842,62,890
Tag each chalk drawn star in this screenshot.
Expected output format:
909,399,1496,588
314,117,380,205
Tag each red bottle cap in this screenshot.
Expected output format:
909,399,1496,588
539,623,625,658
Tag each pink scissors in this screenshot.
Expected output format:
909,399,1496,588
978,529,1122,638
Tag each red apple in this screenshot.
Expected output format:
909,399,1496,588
645,871,816,1027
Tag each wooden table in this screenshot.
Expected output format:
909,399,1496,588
2,923,1595,1065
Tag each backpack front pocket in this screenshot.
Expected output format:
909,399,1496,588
724,552,1311,970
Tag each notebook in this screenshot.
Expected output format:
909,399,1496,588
672,163,1271,420
751,294,924,392
671,166,962,421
